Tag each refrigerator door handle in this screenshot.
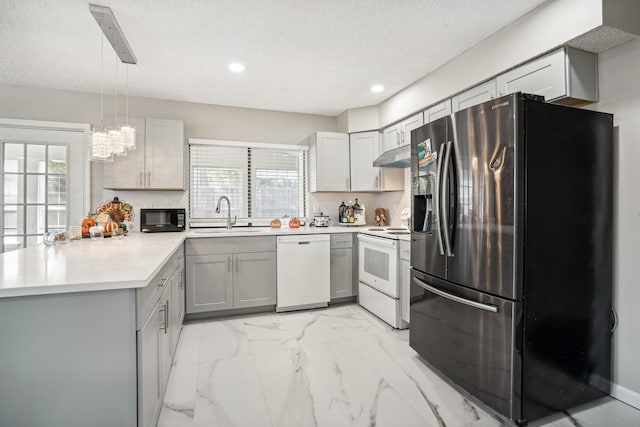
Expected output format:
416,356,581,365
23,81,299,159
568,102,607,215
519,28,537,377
434,142,446,255
441,140,454,257
413,277,498,313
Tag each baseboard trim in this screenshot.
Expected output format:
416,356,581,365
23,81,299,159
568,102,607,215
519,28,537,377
612,383,640,409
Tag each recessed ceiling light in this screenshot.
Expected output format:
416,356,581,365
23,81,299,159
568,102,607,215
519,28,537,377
229,63,245,73
371,84,384,93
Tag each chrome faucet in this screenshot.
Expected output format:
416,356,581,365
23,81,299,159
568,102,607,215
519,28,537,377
215,196,236,230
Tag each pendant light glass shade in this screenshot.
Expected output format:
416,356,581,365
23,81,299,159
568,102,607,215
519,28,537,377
89,129,113,161
108,128,126,156
120,125,136,150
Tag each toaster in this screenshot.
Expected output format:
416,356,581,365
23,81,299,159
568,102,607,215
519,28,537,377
313,215,330,227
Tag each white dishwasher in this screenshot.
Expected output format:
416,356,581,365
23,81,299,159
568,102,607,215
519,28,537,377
276,234,330,312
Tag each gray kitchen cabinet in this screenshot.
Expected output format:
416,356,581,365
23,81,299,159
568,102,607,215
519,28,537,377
185,237,277,314
496,47,597,105
381,122,402,153
136,302,160,427
234,251,277,308
423,99,452,124
330,234,356,299
169,262,185,356
308,131,351,192
104,117,185,190
137,244,184,427
452,79,498,112
185,254,233,313
381,112,424,152
349,131,403,192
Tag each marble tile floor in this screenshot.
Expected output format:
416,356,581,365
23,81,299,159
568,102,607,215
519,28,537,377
159,304,640,427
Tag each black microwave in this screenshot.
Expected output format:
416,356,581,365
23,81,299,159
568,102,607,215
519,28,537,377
140,208,186,232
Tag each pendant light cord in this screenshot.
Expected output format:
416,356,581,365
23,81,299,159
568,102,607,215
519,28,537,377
125,65,129,124
100,34,104,129
114,55,118,125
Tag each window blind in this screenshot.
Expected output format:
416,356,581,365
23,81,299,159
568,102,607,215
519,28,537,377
189,140,307,226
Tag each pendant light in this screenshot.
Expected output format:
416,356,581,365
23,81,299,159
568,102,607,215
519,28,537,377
120,64,136,151
108,57,126,157
89,34,113,162
89,4,137,162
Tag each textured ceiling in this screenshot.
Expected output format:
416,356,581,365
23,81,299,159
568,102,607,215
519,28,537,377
0,0,548,116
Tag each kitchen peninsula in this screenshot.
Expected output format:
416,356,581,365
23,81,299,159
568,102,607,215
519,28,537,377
0,227,371,427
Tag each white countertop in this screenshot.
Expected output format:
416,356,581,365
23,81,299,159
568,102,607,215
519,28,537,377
0,226,377,299
0,233,186,298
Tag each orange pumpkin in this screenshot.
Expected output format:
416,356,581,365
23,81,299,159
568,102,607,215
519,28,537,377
82,217,96,236
103,222,120,233
289,217,301,228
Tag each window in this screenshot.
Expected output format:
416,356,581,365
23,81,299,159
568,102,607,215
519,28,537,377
189,140,307,226
0,119,89,253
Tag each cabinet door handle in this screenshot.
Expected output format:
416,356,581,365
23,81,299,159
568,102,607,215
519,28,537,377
345,177,349,189
235,257,239,272
401,131,405,144
158,277,168,287
396,132,400,145
164,300,169,334
139,172,143,187
375,175,379,189
159,303,167,332
228,256,231,272
147,171,151,186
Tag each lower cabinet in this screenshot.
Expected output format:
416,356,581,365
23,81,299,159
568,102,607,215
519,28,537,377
137,246,185,427
330,234,356,299
234,252,277,308
186,254,233,312
185,237,277,314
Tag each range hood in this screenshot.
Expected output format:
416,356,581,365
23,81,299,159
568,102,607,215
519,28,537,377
373,145,410,168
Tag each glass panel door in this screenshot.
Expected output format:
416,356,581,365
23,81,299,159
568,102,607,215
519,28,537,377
1,141,68,252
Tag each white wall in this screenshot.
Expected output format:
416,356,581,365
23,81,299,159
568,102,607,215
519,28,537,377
0,84,337,225
591,36,640,408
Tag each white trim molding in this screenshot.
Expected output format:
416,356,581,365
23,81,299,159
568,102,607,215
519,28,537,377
612,383,640,410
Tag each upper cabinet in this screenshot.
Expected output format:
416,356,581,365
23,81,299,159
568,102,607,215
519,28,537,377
452,80,498,112
496,47,597,105
104,118,185,190
308,131,403,192
423,99,452,124
308,132,351,192
381,112,424,152
349,132,403,192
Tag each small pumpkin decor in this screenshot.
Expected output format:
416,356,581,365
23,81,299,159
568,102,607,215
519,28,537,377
82,216,96,236
269,218,282,228
81,197,134,238
103,222,120,233
289,217,301,229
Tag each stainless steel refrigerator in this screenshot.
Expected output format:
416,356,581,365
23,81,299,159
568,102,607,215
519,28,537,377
409,93,613,426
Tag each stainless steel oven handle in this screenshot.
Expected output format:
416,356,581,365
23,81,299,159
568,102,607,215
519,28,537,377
434,143,446,255
441,141,453,257
413,277,498,313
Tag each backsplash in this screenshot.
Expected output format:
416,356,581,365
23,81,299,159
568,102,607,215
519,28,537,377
308,168,410,227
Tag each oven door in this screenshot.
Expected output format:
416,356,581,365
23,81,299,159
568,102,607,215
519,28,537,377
357,235,398,298
409,268,523,421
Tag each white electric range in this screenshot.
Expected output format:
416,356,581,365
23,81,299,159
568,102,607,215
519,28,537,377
357,227,410,328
